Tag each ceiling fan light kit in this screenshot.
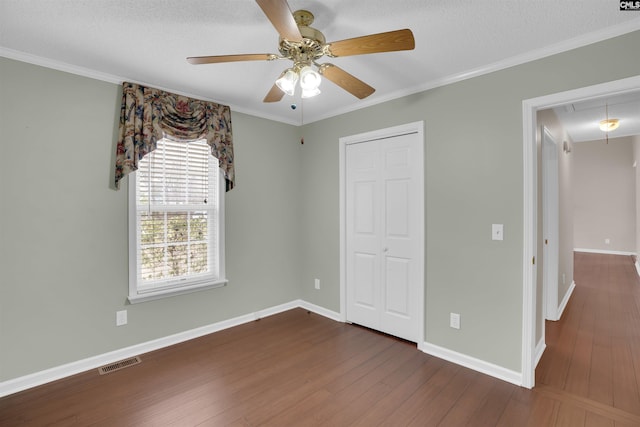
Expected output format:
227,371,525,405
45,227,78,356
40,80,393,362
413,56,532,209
275,64,322,98
187,0,415,104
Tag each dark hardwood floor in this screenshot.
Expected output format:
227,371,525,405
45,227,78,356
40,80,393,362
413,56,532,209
534,252,640,426
1,252,639,426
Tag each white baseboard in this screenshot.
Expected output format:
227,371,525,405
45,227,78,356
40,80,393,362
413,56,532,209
574,248,636,256
534,338,546,368
418,341,522,386
557,281,576,320
2,299,526,397
298,300,342,322
0,299,340,398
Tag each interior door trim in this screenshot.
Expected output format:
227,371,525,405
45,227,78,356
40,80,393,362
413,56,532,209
521,75,640,389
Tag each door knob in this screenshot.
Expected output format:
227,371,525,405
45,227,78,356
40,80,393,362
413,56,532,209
383,247,389,252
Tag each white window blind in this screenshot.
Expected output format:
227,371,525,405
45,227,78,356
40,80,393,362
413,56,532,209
128,137,226,302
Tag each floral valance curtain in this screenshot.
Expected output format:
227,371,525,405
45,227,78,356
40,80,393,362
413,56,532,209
114,82,234,191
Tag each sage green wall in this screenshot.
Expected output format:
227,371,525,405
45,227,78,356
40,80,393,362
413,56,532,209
299,31,640,371
0,57,302,381
2,30,640,383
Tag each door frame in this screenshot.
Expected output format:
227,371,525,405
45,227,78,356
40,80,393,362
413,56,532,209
339,121,425,345
541,126,560,321
521,75,640,389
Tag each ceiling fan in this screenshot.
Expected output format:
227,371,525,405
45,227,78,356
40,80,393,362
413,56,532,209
187,0,415,103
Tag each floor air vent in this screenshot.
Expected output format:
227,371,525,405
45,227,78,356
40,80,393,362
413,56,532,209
98,356,141,375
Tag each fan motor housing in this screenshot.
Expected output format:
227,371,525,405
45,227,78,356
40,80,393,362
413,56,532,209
279,10,326,64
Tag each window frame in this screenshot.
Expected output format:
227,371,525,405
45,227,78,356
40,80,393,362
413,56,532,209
127,139,227,304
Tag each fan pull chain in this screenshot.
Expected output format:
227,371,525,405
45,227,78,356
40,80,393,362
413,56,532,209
605,103,609,144
300,98,305,144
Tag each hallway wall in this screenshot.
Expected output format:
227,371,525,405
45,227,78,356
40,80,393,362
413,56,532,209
536,109,574,332
573,136,636,253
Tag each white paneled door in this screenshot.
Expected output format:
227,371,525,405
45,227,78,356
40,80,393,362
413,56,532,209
344,125,424,343
542,126,559,321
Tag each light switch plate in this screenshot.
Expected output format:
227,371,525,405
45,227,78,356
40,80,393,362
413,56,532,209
450,313,460,329
492,224,504,241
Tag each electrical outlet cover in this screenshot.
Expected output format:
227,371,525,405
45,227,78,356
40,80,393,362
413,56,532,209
116,310,128,326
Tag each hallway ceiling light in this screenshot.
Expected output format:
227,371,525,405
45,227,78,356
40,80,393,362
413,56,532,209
600,103,619,144
599,118,620,132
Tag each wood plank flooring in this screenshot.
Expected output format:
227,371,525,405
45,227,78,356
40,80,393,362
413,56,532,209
1,252,639,426
535,252,640,426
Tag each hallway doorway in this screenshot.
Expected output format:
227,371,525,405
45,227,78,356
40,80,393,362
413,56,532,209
521,75,640,388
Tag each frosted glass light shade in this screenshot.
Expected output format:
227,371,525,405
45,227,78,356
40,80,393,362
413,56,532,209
301,87,321,98
299,66,321,90
276,69,298,96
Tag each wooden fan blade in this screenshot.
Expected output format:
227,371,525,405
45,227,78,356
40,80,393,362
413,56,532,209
326,29,415,57
319,64,375,99
263,84,285,103
255,0,303,42
187,54,276,65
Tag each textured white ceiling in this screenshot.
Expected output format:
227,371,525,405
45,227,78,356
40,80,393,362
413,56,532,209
1,0,639,125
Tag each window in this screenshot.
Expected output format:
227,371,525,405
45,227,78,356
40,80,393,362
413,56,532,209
128,137,226,303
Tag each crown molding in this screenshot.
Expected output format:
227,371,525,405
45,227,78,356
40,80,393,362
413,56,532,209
0,47,300,126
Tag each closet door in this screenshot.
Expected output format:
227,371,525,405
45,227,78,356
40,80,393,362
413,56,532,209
345,130,423,342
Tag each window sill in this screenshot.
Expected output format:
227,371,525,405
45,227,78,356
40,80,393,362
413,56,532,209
128,279,228,304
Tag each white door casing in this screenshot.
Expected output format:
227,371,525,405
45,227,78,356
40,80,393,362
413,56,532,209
340,121,424,343
542,126,559,321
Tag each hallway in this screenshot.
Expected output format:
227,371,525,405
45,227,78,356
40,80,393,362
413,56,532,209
535,252,640,424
